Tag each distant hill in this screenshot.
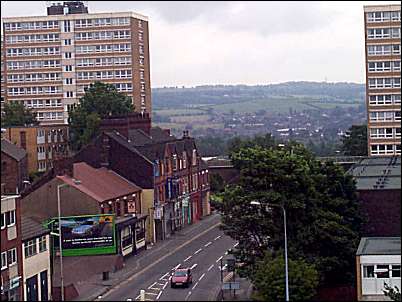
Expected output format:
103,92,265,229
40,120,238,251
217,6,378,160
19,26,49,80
152,82,365,109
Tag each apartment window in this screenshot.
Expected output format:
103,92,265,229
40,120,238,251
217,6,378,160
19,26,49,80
396,144,401,155
64,52,72,59
173,154,178,171
7,248,17,266
363,265,374,278
367,28,390,39
139,45,144,54
1,213,5,229
376,265,390,278
140,70,145,80
370,128,393,138
391,28,401,38
368,78,401,89
396,128,401,138
65,91,74,98
63,39,72,46
63,20,71,32
1,252,6,270
139,57,144,66
138,32,143,41
392,44,401,54
24,239,37,258
138,20,143,28
39,236,47,252
64,65,73,72
65,78,73,85
6,210,16,226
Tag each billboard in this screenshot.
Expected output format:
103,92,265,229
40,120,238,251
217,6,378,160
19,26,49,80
51,214,116,256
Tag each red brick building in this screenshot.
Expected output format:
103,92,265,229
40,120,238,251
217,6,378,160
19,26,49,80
1,138,28,194
1,194,24,301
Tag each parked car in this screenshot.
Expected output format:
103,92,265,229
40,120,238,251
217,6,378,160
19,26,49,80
171,268,192,288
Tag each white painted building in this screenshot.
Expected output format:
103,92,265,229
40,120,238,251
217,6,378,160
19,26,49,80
356,237,401,301
21,216,51,301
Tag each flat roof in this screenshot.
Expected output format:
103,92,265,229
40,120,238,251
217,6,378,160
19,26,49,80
356,237,401,256
364,4,401,12
347,156,401,190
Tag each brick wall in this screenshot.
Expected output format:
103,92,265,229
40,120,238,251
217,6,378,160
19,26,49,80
1,152,27,194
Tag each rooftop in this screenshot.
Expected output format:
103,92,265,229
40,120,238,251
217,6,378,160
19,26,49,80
1,138,27,161
356,237,401,256
21,216,50,241
57,162,142,202
347,156,401,190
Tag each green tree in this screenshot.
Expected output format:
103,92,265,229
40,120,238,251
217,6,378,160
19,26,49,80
220,144,362,287
340,125,368,156
209,173,225,193
68,81,134,151
252,252,319,302
384,283,401,301
1,102,38,127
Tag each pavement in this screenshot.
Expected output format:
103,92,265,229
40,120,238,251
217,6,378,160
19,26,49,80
72,212,241,301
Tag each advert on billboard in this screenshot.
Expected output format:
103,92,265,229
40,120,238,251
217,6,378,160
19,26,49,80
53,214,116,256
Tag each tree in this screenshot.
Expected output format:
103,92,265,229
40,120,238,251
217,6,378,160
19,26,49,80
252,252,319,302
384,283,401,301
210,173,225,193
340,125,368,156
68,81,134,151
220,144,362,287
1,102,38,127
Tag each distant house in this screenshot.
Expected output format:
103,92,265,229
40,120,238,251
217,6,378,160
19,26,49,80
1,139,28,194
356,237,401,301
348,156,401,236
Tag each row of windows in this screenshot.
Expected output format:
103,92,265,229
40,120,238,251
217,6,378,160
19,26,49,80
77,70,132,79
363,264,401,278
76,57,132,66
369,94,401,105
6,46,60,57
367,44,401,56
24,236,47,258
7,60,60,69
370,127,401,139
8,73,61,82
37,111,64,121
368,77,401,89
75,30,130,40
8,86,61,95
6,33,59,43
78,83,132,93
1,248,17,271
75,44,131,53
75,17,131,27
369,110,401,122
1,210,16,229
367,28,401,39
371,144,401,155
367,11,401,22
25,99,63,108
4,20,59,30
368,61,401,72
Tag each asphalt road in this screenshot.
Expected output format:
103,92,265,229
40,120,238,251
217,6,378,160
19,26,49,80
99,213,236,301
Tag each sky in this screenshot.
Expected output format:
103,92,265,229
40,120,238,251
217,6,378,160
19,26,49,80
1,1,400,87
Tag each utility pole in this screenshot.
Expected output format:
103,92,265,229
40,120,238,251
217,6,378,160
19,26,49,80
57,183,69,301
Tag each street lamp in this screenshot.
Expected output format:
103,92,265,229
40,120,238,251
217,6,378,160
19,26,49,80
57,183,69,301
250,201,289,302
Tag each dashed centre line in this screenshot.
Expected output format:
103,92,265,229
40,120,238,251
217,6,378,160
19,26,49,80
194,248,202,255
190,263,198,269
214,235,222,241
184,255,192,262
233,242,239,248
156,291,162,300
216,256,223,263
192,281,199,290
199,273,206,281
207,264,214,271
204,241,212,247
185,291,192,301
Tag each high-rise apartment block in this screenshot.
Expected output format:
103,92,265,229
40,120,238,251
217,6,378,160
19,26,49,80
1,1,151,125
364,4,401,156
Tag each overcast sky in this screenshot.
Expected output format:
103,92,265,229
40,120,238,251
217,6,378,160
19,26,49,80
1,1,400,87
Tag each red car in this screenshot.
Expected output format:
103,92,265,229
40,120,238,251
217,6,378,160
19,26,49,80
171,268,192,288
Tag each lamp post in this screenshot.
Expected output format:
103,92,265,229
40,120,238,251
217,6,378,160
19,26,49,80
57,183,69,301
250,201,289,302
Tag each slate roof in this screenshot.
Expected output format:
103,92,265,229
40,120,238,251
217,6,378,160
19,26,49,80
57,162,141,202
356,237,401,256
21,216,50,241
347,156,401,190
1,138,27,161
128,129,154,146
150,127,176,143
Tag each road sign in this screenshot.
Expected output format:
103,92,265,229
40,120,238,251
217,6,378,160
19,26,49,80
222,282,240,290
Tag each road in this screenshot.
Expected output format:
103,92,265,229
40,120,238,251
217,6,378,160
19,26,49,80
98,213,236,301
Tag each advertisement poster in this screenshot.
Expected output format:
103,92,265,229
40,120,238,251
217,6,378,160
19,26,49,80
53,214,116,256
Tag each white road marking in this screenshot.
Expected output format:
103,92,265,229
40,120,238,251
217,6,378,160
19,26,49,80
233,242,239,248
169,276,172,281
207,264,214,271
148,282,157,289
190,263,198,269
160,272,170,280
214,235,222,241
173,263,181,270
194,248,202,255
163,281,168,289
156,291,162,300
204,241,212,247
199,273,206,281
184,255,192,262
185,291,192,301
216,256,223,263
145,292,158,296
156,282,165,287
135,294,141,300
192,282,199,290
224,251,228,255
